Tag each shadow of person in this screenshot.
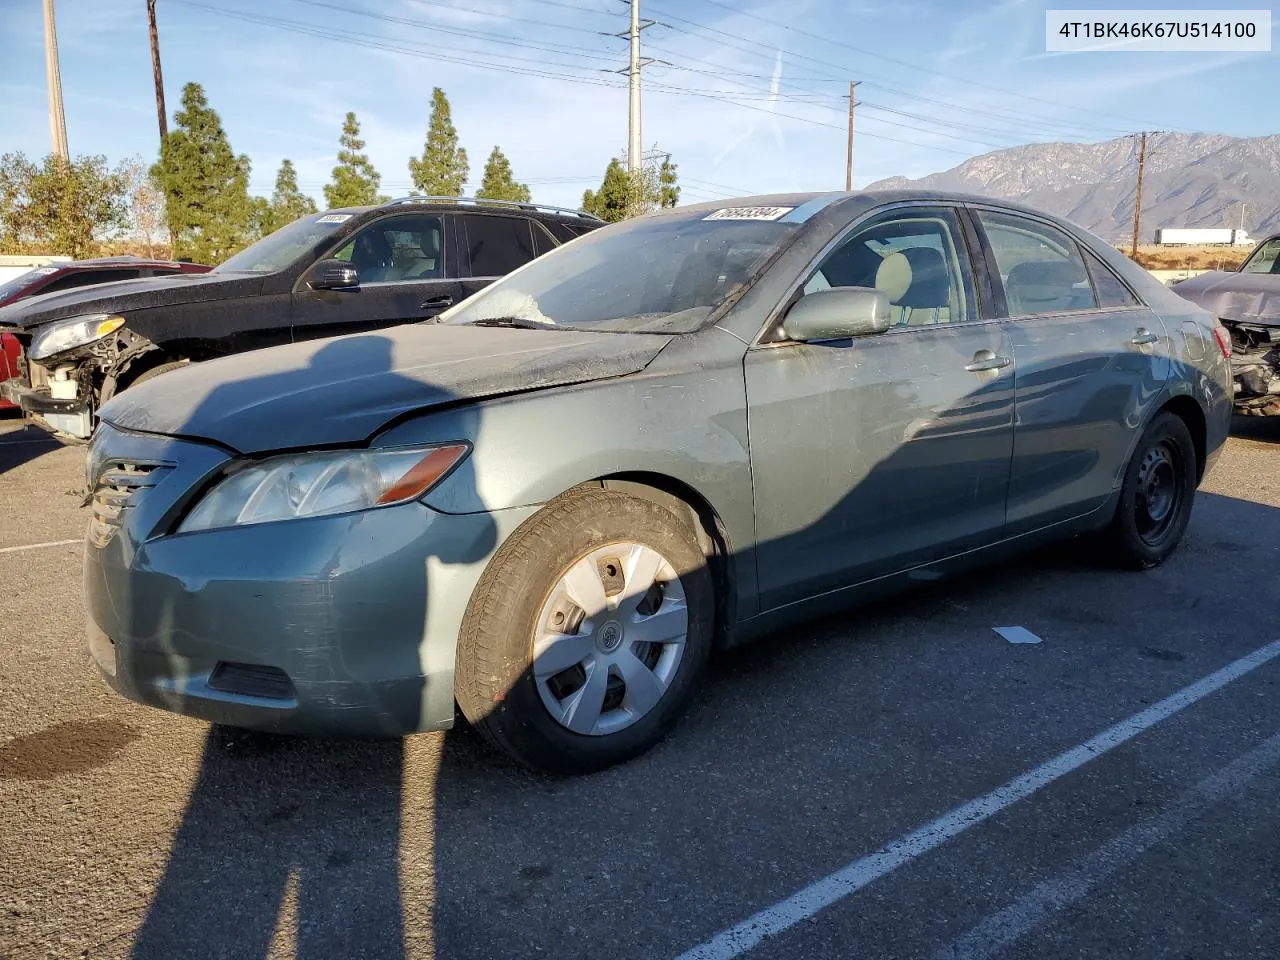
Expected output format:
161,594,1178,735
126,333,495,959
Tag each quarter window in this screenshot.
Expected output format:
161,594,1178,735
801,207,977,326
979,211,1098,315
463,215,536,276
531,221,558,257
1081,246,1139,307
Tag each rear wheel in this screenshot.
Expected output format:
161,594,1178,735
455,489,714,774
1104,411,1197,569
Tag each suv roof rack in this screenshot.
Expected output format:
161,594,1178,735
382,194,604,222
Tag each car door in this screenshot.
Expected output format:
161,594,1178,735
455,213,543,301
969,207,1170,534
290,213,463,342
744,204,1015,611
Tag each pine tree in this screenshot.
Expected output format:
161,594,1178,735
263,159,318,233
658,156,680,208
408,88,469,196
581,158,631,223
476,146,531,203
324,112,383,209
150,82,255,263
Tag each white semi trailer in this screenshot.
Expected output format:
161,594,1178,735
1154,228,1253,246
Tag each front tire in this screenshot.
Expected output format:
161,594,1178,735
1105,411,1197,570
455,489,714,774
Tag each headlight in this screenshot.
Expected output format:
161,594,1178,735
178,444,469,533
29,314,126,361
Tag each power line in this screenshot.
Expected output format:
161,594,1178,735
643,4,1142,141
681,0,1167,131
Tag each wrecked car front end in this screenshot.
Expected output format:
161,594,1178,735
0,315,161,438
1172,269,1280,415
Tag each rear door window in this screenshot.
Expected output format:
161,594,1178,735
462,215,537,277
978,211,1099,316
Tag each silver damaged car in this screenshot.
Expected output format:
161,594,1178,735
84,192,1233,773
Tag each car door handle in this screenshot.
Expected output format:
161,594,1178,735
965,351,1011,372
1130,328,1159,345
421,295,453,309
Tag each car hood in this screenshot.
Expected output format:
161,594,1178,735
0,272,262,331
1172,270,1280,326
99,324,673,453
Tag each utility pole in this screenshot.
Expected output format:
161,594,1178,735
147,0,168,145
628,0,642,177
42,0,69,160
611,1,653,215
1129,131,1147,257
845,81,860,191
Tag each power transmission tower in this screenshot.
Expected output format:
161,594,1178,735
1130,131,1147,256
147,0,168,145
845,81,860,191
42,0,69,160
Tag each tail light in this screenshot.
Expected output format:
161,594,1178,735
1212,322,1232,359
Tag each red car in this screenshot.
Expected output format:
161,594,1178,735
0,257,211,411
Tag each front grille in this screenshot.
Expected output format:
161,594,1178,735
207,662,296,700
88,461,167,547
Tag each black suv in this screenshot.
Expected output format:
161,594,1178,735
0,196,603,438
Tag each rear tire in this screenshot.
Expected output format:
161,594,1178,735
455,489,714,774
1104,411,1197,570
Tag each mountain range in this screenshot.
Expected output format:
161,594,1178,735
866,132,1280,243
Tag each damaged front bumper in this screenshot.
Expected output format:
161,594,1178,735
0,369,94,438
1223,319,1280,415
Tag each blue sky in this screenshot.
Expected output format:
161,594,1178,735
0,0,1274,209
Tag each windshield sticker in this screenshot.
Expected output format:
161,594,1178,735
704,206,795,221
315,214,353,224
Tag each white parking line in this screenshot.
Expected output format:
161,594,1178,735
674,638,1280,960
0,538,84,555
937,727,1280,959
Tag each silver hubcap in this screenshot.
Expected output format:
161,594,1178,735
533,542,688,737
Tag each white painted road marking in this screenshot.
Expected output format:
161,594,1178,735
937,727,1280,959
994,626,1043,645
0,538,84,555
674,638,1280,960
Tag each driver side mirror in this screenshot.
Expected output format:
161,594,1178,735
782,287,892,342
309,259,360,291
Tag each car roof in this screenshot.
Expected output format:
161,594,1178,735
325,195,604,224
55,256,207,270
658,189,1088,222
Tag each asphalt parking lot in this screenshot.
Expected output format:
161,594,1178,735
1,411,1278,960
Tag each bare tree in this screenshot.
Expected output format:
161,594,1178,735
119,155,167,257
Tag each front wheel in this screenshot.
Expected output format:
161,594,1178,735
1105,411,1197,570
455,489,714,774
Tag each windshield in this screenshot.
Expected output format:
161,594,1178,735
1240,238,1280,275
214,212,357,273
0,266,59,303
441,207,802,334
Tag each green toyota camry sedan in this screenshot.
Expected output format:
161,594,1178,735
84,191,1233,773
